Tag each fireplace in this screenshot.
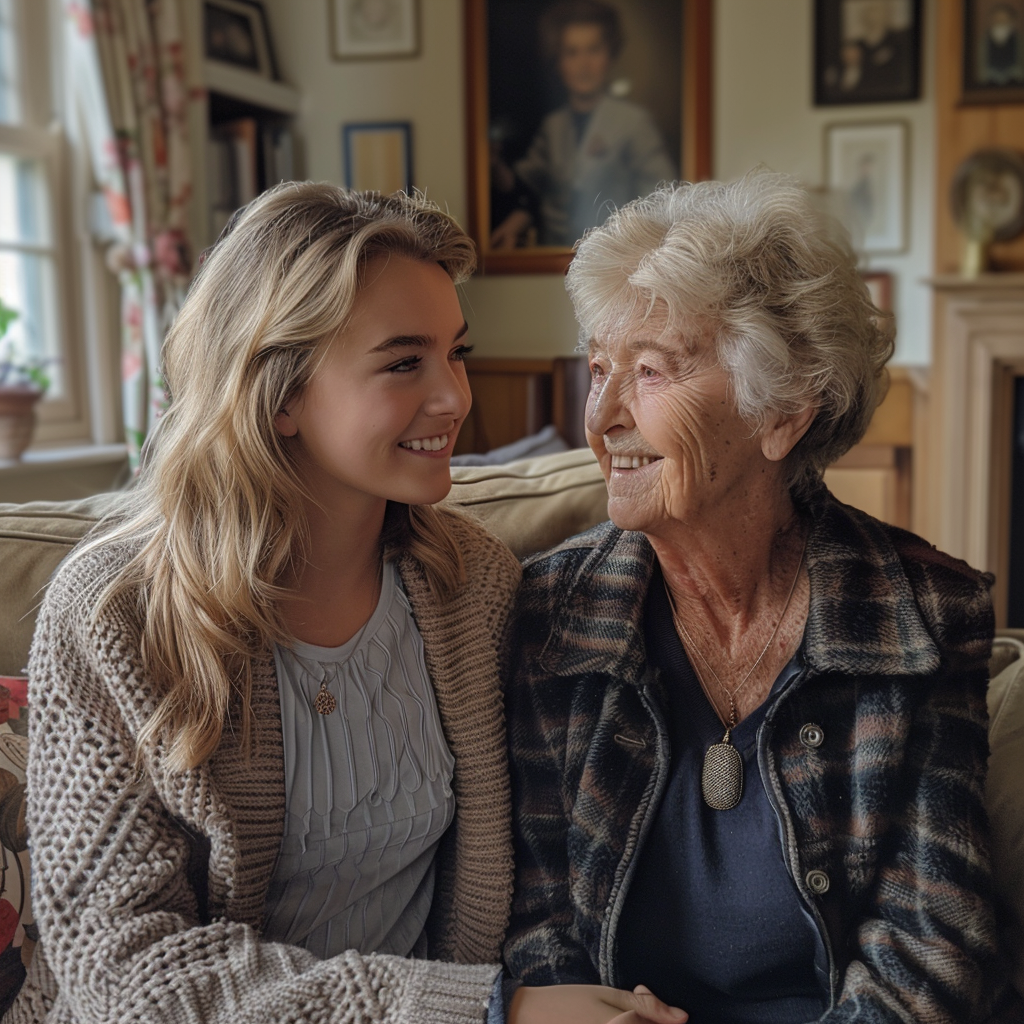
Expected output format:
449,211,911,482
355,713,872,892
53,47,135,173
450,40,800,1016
924,274,1024,628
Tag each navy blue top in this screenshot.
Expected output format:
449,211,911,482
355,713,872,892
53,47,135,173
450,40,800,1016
615,567,827,1023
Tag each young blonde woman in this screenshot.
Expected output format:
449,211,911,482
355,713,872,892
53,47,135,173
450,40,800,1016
8,185,685,1024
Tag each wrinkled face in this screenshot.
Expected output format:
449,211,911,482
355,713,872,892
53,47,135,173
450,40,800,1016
558,22,612,101
585,323,771,536
275,255,472,512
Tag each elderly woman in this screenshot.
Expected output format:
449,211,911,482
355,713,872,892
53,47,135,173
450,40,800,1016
503,172,1000,1023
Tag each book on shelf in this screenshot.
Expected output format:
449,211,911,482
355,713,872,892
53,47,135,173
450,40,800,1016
208,117,296,238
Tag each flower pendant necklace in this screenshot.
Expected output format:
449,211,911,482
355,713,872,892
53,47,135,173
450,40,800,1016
664,535,807,811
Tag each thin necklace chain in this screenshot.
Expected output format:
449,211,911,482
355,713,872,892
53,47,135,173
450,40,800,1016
664,533,808,729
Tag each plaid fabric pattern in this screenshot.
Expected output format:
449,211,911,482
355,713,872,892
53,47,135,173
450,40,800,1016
504,487,1000,1023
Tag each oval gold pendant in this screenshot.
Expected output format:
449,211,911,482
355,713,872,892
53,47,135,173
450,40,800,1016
313,682,336,716
702,739,743,810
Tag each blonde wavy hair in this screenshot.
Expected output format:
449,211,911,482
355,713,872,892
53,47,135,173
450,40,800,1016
566,169,895,495
77,182,477,773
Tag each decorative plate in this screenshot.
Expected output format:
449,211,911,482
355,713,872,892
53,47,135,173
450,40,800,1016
951,148,1024,243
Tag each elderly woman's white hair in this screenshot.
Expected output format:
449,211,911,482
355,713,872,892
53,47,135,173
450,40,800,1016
566,169,894,495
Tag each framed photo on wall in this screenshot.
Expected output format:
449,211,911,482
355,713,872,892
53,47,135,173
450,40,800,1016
826,121,908,253
962,0,1024,103
343,122,413,194
465,0,711,274
204,0,277,78
331,0,419,59
814,0,921,105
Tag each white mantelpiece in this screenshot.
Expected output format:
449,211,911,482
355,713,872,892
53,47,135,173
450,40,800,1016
925,274,1024,626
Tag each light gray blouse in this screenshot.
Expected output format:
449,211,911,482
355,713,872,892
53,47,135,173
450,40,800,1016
262,561,456,959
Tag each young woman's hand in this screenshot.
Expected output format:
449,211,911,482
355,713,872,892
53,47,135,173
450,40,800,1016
508,982,687,1024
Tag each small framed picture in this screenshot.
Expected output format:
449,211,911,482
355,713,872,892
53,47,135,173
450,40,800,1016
204,0,277,77
861,270,893,312
814,0,921,105
962,0,1024,103
826,121,908,254
331,0,419,60
343,122,413,194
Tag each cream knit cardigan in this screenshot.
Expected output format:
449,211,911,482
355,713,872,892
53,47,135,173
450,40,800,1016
7,512,521,1024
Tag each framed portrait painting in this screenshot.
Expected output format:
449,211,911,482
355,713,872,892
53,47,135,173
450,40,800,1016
826,121,908,254
814,0,921,105
465,0,711,274
962,0,1024,103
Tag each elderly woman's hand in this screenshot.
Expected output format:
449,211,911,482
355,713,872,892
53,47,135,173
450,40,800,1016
508,982,688,1024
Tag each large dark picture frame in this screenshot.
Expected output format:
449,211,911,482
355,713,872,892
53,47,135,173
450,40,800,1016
465,0,711,275
814,0,921,106
962,0,1024,103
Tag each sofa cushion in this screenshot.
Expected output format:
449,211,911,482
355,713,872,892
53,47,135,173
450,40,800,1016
447,447,607,559
988,635,1024,998
0,493,126,677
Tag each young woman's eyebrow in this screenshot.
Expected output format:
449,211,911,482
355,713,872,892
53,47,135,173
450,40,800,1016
370,321,469,354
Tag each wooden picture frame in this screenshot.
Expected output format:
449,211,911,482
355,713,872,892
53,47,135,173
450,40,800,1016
330,0,420,60
962,0,1024,103
826,120,908,254
204,0,277,78
814,0,921,106
861,269,893,312
465,0,712,275
342,122,414,194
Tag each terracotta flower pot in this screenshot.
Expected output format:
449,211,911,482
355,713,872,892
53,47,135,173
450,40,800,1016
0,386,43,461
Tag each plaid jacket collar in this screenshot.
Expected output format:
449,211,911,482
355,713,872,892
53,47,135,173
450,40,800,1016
536,488,941,683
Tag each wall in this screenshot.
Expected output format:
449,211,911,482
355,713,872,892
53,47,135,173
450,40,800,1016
715,0,937,366
269,0,936,364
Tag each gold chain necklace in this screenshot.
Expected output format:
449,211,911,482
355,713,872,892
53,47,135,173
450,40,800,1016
312,552,384,715
663,534,807,811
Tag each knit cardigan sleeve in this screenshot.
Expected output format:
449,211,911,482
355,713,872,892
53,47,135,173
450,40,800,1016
12,543,504,1024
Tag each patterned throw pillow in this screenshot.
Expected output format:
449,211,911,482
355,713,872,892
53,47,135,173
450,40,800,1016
0,677,30,1017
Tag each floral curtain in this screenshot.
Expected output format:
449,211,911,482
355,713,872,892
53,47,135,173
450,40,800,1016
65,0,192,469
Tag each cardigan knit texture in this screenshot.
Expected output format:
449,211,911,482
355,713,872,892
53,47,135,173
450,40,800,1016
8,510,521,1024
504,487,1000,1023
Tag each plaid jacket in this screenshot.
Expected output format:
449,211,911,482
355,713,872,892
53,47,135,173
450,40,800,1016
504,488,999,1023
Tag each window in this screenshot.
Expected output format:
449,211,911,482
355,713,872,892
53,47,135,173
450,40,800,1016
0,0,104,448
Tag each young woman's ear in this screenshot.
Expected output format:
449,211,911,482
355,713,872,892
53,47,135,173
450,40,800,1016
274,407,299,438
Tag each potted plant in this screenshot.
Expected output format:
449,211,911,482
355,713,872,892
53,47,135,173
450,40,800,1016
0,303,50,462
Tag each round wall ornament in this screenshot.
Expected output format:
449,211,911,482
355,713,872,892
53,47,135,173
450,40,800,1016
951,148,1024,244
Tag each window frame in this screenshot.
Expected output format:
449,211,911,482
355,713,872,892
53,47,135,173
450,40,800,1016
0,0,121,451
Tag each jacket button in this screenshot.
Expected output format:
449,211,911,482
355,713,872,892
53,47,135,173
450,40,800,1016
806,869,830,895
799,723,824,748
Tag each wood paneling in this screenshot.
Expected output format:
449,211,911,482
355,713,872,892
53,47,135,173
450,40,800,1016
936,0,1024,273
458,358,555,454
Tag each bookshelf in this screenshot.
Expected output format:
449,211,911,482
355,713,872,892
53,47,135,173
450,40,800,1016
184,1,301,253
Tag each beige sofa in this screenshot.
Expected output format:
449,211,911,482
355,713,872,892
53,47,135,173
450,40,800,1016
0,447,1022,1012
